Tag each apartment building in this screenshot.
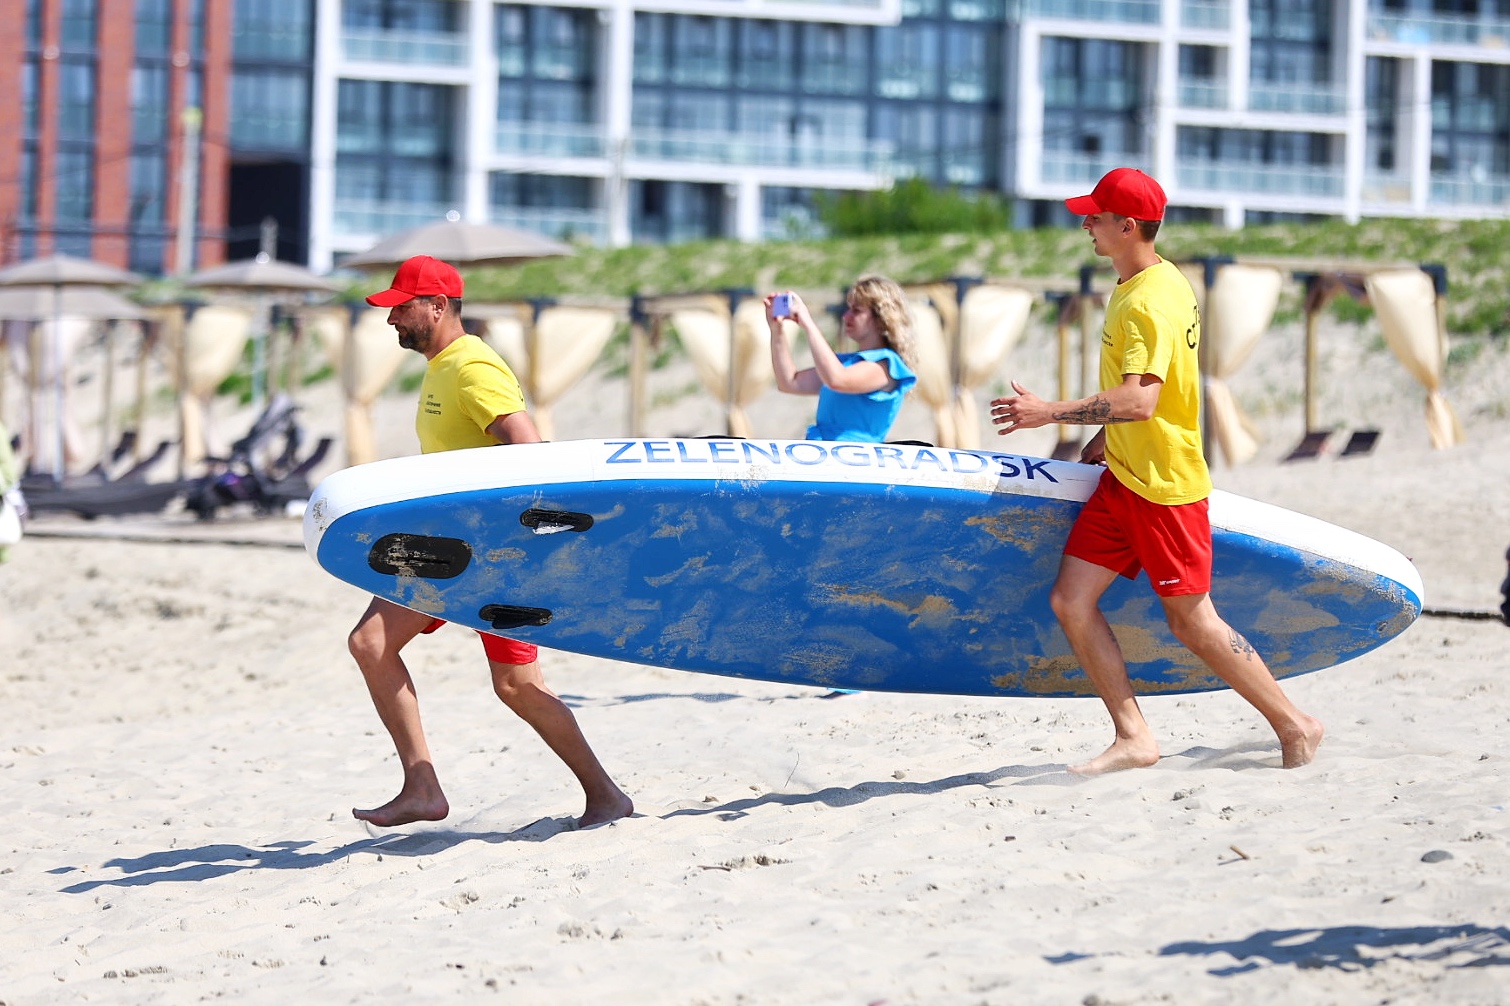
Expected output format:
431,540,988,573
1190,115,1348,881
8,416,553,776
6,1,1510,273
3,0,232,271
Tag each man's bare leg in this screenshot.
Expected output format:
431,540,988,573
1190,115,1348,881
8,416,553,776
1161,592,1325,768
348,598,451,826
490,659,634,827
1051,556,1161,775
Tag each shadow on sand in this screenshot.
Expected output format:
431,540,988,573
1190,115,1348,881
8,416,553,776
1157,925,1510,974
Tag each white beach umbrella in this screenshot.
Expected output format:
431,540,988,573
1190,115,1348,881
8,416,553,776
340,215,572,271
0,255,145,481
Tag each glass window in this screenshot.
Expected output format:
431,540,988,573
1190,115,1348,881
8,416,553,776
18,146,36,221
55,149,94,222
527,81,592,123
802,98,867,141
667,93,728,133
671,16,732,88
632,13,668,85
337,79,384,154
230,68,309,149
234,0,312,61
26,0,42,48
532,7,594,82
497,5,528,77
132,65,170,143
736,96,797,135
944,25,994,102
61,0,97,51
22,60,39,138
135,0,172,57
129,152,165,223
874,103,939,180
736,19,796,91
491,173,595,209
631,89,664,128
801,23,866,96
336,80,455,206
58,61,96,140
876,24,939,100
345,0,460,31
190,0,205,51
942,106,993,185
389,82,452,157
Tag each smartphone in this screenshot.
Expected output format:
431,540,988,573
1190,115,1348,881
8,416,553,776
771,292,792,318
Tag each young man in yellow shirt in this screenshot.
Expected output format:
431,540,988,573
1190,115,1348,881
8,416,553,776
349,255,633,827
991,168,1324,776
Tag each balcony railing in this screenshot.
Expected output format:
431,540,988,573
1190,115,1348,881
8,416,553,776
490,207,606,245
234,22,311,61
1013,0,1161,25
1431,173,1510,206
1433,98,1500,131
342,29,469,67
1041,150,1151,185
333,199,459,236
1178,159,1344,196
631,128,892,172
1181,1,1229,30
1248,82,1347,116
1367,11,1510,47
495,121,606,159
876,66,939,100
1179,79,1227,109
1362,174,1412,203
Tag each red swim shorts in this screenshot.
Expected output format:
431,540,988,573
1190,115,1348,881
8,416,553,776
1063,469,1212,597
421,618,539,665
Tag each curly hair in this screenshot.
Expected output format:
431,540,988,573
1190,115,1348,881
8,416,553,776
848,274,917,369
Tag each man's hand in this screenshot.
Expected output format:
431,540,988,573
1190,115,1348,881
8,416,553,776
1081,429,1106,465
990,381,1052,433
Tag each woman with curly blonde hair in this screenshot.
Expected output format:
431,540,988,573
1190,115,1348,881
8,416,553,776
765,274,918,443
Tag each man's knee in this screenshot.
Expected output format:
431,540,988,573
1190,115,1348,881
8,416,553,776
349,618,397,667
491,661,544,707
1050,583,1096,627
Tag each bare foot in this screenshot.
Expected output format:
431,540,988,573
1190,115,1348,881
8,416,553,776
578,789,634,829
1068,736,1161,777
353,788,449,828
1280,714,1325,769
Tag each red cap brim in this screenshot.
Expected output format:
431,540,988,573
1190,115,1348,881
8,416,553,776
1064,194,1101,216
364,287,415,307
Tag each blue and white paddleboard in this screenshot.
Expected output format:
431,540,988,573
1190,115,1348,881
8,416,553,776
304,438,1422,697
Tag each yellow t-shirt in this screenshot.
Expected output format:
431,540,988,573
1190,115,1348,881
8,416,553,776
1100,258,1212,505
416,335,528,454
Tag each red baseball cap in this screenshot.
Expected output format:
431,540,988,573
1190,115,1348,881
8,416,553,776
1065,167,1167,221
364,255,465,307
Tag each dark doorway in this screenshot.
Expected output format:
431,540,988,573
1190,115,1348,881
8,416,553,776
228,160,309,263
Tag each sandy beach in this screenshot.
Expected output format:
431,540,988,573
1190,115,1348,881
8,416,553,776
3,316,1509,1004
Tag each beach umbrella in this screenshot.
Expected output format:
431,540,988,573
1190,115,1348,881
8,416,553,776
186,253,344,408
340,214,573,270
0,254,144,482
185,255,344,294
0,285,146,322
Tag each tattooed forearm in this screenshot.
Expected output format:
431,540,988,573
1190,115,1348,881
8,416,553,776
1228,629,1256,659
1051,395,1132,425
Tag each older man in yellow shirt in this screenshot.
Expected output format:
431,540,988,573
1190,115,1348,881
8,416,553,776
346,255,633,829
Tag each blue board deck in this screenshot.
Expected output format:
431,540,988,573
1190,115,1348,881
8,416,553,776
305,438,1423,698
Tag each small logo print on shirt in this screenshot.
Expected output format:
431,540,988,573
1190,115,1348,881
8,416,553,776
1158,578,1181,586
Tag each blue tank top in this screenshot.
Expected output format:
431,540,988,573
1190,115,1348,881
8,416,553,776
806,348,917,443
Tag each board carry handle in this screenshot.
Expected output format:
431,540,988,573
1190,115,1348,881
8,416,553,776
368,533,472,580
519,508,594,534
480,604,554,630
